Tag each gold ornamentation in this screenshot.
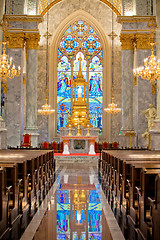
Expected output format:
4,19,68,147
104,96,121,115
134,43,160,84
38,0,122,16
152,84,156,94
5,32,24,48
125,131,136,148
117,16,156,24
6,15,43,23
136,33,154,49
68,55,92,128
120,33,154,50
25,33,40,50
120,34,135,50
2,83,7,94
0,41,21,85
38,97,55,116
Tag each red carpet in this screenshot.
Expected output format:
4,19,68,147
54,153,100,156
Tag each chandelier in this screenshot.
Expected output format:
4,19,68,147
104,89,121,115
0,14,21,92
104,0,121,115
38,5,55,116
134,17,159,85
133,42,160,84
38,96,55,116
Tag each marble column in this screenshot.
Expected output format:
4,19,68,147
119,34,136,148
6,47,24,147
0,0,7,149
24,33,40,147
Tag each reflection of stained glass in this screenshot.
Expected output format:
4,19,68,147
57,179,102,240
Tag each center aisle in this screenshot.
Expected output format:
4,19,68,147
23,163,124,240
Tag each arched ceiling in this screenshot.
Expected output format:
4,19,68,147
38,0,122,16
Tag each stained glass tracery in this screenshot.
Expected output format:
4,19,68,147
57,20,103,134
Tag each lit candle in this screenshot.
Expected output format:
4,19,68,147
78,86,82,98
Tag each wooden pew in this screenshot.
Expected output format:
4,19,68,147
135,168,160,240
0,167,10,240
148,173,160,240
0,163,21,240
101,150,160,239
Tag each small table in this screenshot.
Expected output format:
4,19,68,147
61,136,98,155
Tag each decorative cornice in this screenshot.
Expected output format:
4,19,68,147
5,32,25,48
25,33,41,49
6,15,43,24
117,15,156,24
120,33,135,50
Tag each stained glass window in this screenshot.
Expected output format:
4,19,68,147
57,20,103,134
57,56,71,134
89,56,103,133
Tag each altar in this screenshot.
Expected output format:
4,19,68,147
60,55,99,155
61,136,98,155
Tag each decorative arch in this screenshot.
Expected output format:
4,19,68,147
38,0,122,16
48,10,111,141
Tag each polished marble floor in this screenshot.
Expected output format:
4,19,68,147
21,165,124,240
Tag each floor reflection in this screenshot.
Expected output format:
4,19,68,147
33,170,103,240
57,174,102,240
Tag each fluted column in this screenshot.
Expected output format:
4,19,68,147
24,33,40,147
119,34,136,148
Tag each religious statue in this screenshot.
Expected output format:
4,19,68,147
141,104,157,139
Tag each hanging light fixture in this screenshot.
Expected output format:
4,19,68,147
134,17,159,85
0,13,21,93
133,42,160,84
104,88,121,114
104,3,121,115
38,4,55,116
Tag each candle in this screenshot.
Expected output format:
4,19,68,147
78,86,82,98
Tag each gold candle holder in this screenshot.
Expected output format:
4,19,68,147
77,124,81,136
68,124,72,136
148,133,151,150
86,124,90,136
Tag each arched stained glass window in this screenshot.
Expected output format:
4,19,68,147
57,20,103,134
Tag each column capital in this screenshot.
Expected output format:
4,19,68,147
136,33,153,49
119,33,135,50
5,32,24,48
25,32,40,50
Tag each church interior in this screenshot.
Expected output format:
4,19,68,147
0,0,160,239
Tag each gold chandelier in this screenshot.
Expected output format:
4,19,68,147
0,14,21,92
38,96,55,116
104,88,121,115
38,5,55,116
133,42,160,84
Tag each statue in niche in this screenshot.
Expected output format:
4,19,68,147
141,104,157,139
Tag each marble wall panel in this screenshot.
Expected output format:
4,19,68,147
136,0,148,16
6,0,25,15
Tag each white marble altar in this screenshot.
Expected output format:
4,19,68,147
61,136,98,155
